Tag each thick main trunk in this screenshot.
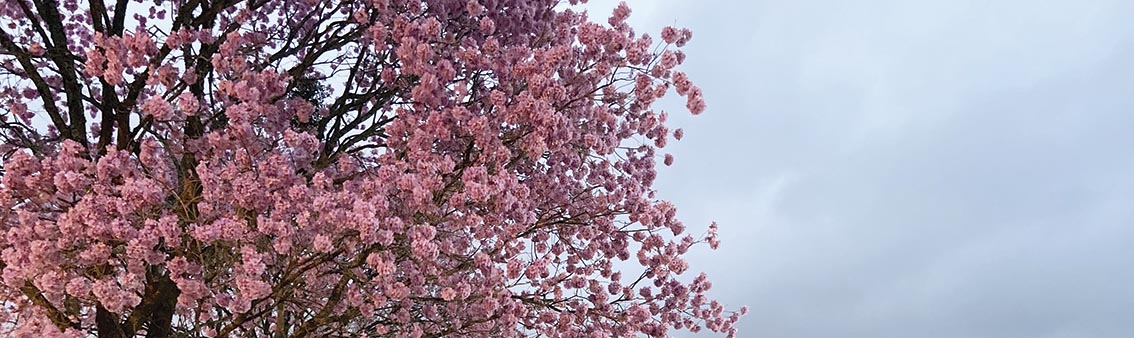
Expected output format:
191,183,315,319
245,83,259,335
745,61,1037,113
142,270,180,338
119,267,181,338
96,306,126,338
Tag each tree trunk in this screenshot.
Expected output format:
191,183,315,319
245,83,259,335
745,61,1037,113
96,305,126,338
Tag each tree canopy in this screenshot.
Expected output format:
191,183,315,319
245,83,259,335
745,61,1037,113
0,0,743,336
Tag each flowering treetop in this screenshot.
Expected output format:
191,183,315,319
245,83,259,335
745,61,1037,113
0,0,742,337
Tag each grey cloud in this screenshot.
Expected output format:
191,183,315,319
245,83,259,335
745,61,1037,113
585,0,1134,337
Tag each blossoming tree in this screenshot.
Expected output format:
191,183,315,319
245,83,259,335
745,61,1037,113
0,0,743,336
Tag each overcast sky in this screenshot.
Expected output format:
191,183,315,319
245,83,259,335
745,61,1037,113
584,1,1134,337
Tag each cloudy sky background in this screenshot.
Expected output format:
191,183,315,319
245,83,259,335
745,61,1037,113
583,1,1134,337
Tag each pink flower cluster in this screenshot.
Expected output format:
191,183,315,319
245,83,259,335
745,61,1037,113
0,0,738,337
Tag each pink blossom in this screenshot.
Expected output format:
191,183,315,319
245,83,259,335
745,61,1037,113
440,287,457,301
673,71,693,95
141,96,174,119
661,26,680,44
0,1,741,337
92,279,141,313
312,234,333,253
177,92,200,115
467,0,484,15
610,2,632,25
686,87,707,115
479,17,496,35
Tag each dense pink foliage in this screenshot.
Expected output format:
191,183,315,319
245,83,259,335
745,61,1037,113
0,0,743,337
